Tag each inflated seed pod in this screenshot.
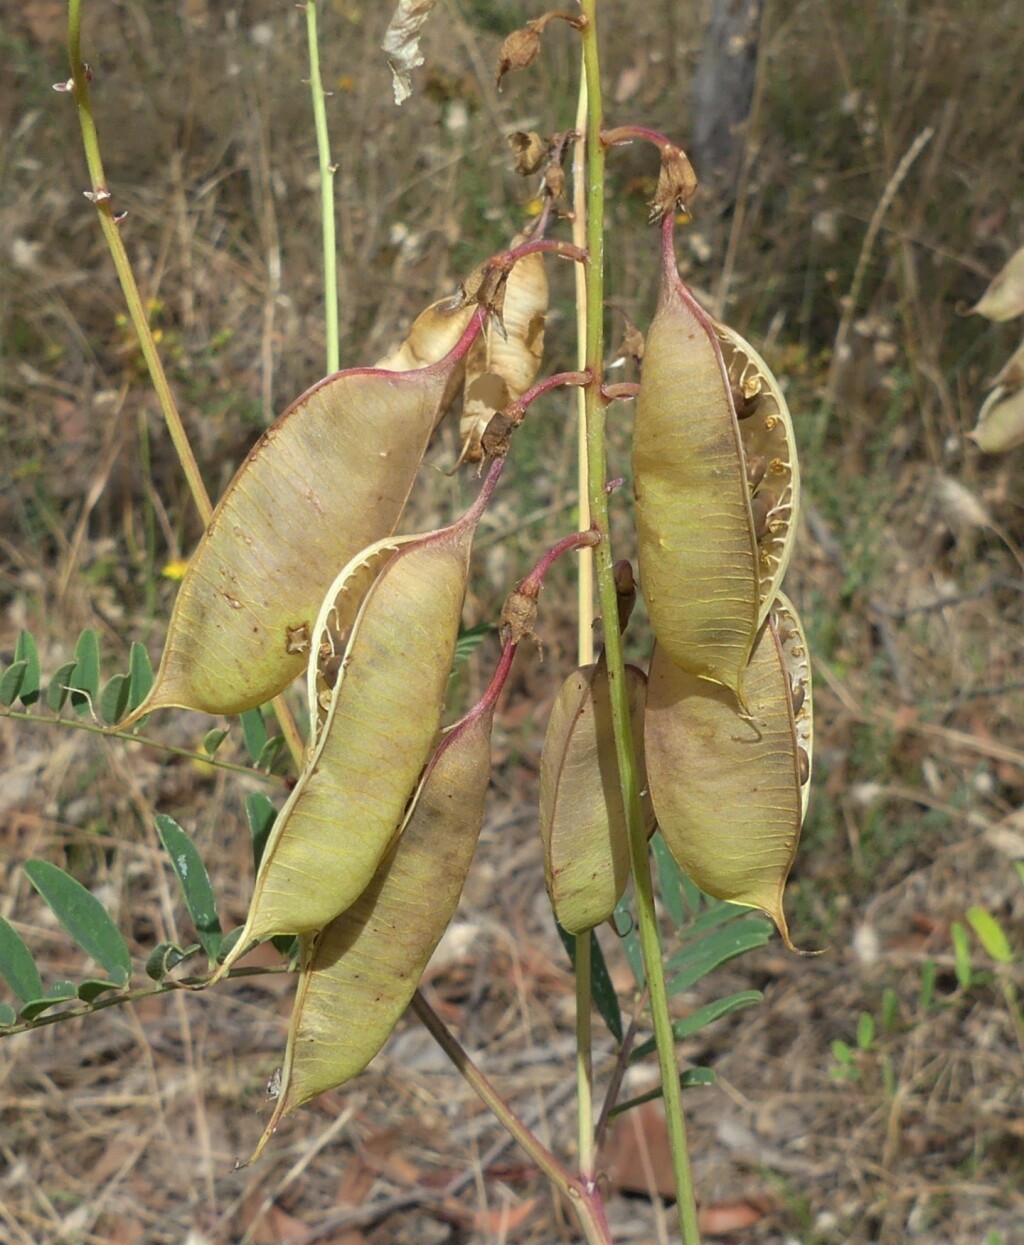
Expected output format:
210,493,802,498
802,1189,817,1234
540,660,652,935
374,297,478,421
215,469,500,969
306,535,417,747
458,247,548,462
644,593,813,949
714,323,800,623
248,694,495,1162
633,222,760,702
969,383,1024,454
123,315,483,721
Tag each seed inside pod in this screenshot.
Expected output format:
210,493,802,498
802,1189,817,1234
746,454,768,492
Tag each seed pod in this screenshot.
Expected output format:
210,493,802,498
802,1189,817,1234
249,697,495,1162
644,593,813,948
969,383,1024,454
216,479,497,967
969,245,1024,321
715,324,800,624
633,226,759,701
124,318,482,721
458,247,548,462
540,660,652,934
374,297,477,420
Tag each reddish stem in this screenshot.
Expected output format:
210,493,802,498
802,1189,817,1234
518,527,601,598
515,368,591,416
601,124,677,150
501,237,588,267
601,381,639,403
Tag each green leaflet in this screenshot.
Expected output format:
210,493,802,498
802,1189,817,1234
22,861,132,986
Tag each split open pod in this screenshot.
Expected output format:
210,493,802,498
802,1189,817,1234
459,245,548,462
122,310,483,721
633,219,799,705
213,466,501,975
644,593,813,949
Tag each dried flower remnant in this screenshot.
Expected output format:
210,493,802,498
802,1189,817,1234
382,0,441,105
495,12,585,90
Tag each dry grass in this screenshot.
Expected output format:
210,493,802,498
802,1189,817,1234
2,0,1024,1242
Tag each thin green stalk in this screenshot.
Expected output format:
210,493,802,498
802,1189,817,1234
575,927,595,1178
0,703,285,784
577,3,701,1240
411,992,612,1245
572,45,597,1187
67,0,304,771
305,1,340,374
0,964,287,1038
67,0,211,528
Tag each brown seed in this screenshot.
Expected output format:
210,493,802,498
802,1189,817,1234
733,378,762,419
750,490,778,540
745,454,768,492
797,746,810,784
790,680,806,717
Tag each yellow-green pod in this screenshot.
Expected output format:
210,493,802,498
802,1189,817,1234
633,223,759,702
248,691,495,1162
969,383,1024,454
459,247,548,462
714,324,800,625
644,593,813,949
540,660,650,935
216,473,500,969
123,315,482,721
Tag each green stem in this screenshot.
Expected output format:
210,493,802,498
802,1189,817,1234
67,0,211,527
411,992,612,1245
305,1,340,374
0,964,288,1038
575,929,595,1178
0,703,285,784
571,50,597,1187
67,0,304,771
577,3,702,1240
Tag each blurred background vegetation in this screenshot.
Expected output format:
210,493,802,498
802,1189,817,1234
1,2,1022,1242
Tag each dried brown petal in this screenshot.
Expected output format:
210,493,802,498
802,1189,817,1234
648,145,699,222
508,130,548,176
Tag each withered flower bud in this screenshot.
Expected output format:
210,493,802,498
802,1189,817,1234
508,130,548,176
500,588,539,648
648,145,699,222
481,411,518,460
496,26,541,89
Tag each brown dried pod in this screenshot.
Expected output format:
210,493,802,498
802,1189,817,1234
458,245,548,463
